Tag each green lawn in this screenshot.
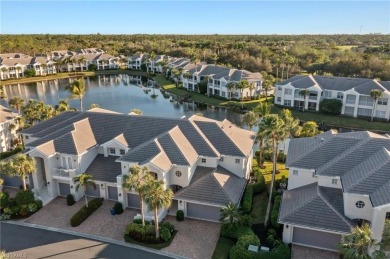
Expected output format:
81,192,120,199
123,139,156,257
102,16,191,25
259,161,289,184
271,105,390,132
250,191,268,224
212,237,236,259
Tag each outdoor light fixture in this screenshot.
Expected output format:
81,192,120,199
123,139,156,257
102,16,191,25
47,181,50,185
286,225,289,229
119,193,122,197
71,185,73,189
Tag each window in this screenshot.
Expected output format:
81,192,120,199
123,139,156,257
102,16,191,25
358,96,374,107
378,98,388,106
344,106,355,116
25,135,29,139
332,179,338,185
337,92,344,100
220,157,224,162
375,110,386,118
277,86,282,91
355,201,365,208
109,148,115,154
386,212,390,219
175,171,182,177
120,149,125,155
293,170,298,175
324,91,332,98
277,97,281,102
201,158,206,163
284,100,291,106
285,89,292,95
235,159,240,164
357,108,372,117
346,94,356,104
221,92,226,97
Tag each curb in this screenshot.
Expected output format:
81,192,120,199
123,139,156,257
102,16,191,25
2,221,187,259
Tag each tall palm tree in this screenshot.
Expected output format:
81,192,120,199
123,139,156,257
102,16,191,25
226,82,236,100
236,80,250,103
242,111,259,131
73,173,96,208
280,109,301,138
248,82,255,99
42,105,58,120
8,97,25,114
254,102,271,167
1,67,8,80
338,223,384,259
143,179,173,239
66,79,86,111
41,64,48,76
15,66,22,78
301,121,320,137
258,114,285,226
122,165,154,226
262,80,273,101
299,89,311,112
57,99,69,112
78,57,86,72
0,154,36,191
369,89,384,122
219,203,241,224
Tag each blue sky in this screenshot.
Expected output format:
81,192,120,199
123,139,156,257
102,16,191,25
1,1,389,34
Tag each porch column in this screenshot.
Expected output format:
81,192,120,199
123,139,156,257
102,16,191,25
117,175,125,207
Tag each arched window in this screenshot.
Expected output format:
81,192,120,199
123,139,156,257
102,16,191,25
175,171,182,177
355,201,365,209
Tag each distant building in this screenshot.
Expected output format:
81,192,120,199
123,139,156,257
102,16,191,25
0,105,19,152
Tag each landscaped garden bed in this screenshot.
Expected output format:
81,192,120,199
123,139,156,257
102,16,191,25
70,198,103,227
0,189,43,221
124,220,177,249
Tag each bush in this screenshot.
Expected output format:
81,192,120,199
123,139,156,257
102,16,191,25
176,210,184,221
66,194,75,206
277,152,286,163
125,223,158,243
267,228,277,237
237,234,260,249
35,199,43,210
133,219,151,225
160,226,171,242
266,234,275,245
88,64,97,71
220,223,254,241
19,205,29,216
24,69,36,77
0,192,10,208
15,190,35,206
114,202,124,214
240,214,253,227
0,146,23,159
70,198,103,227
161,221,175,233
229,244,253,259
242,185,253,214
230,243,290,259
320,99,342,115
28,203,38,213
271,196,282,229
251,175,265,195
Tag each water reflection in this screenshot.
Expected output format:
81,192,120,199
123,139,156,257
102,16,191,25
3,74,245,127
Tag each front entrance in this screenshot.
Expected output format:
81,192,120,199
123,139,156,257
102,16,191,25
168,200,178,215
35,157,47,188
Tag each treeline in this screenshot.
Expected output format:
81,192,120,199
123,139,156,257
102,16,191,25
1,34,390,80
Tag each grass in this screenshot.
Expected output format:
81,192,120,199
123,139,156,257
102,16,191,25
250,191,268,224
123,230,177,250
211,237,236,259
259,161,289,184
272,105,390,132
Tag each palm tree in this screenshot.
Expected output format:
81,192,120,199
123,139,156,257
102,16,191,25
0,154,36,191
78,57,86,72
66,79,86,111
299,89,311,112
258,114,285,226
8,97,25,114
280,109,301,138
236,80,250,103
338,223,384,259
254,102,271,167
143,179,173,239
15,66,22,78
262,80,273,101
122,165,154,226
42,105,58,120
248,82,255,99
41,64,48,76
88,103,100,110
57,99,69,112
1,67,8,79
73,173,96,208
242,111,259,131
0,86,6,100
369,89,384,122
226,82,236,100
301,121,320,137
219,203,241,224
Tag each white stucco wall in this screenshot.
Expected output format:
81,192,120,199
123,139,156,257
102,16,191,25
197,157,217,168
371,205,390,241
318,175,342,189
343,193,374,222
287,167,318,190
168,165,191,188
78,147,98,173
218,156,245,178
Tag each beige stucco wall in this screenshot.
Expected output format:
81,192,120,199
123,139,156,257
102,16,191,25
287,167,318,190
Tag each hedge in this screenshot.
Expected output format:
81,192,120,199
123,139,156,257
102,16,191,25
0,146,23,160
220,223,254,241
15,190,35,206
229,244,290,259
271,195,282,229
237,234,260,249
242,185,253,214
320,99,342,115
125,222,173,244
251,175,265,195
70,198,103,227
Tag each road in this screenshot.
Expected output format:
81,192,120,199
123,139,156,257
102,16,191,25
0,222,175,259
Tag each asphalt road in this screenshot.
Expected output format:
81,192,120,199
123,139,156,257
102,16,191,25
0,222,175,259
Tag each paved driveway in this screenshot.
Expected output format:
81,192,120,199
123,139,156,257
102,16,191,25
292,245,340,259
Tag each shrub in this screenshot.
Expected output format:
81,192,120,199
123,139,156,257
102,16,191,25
266,234,275,246
160,226,171,242
70,198,103,227
66,194,75,206
237,234,260,249
35,199,43,210
88,64,97,71
229,244,253,259
0,192,10,208
161,221,175,233
114,202,124,214
28,203,38,213
0,146,23,159
271,196,282,229
15,190,35,206
24,69,36,77
240,214,253,227
320,99,342,115
277,152,286,163
19,205,29,216
267,228,277,237
242,185,253,214
125,223,158,243
220,223,254,241
176,210,184,221
133,219,142,224
251,175,265,195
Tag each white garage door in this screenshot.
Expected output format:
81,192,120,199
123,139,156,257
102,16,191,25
127,193,140,209
86,185,101,197
58,182,71,197
187,203,221,222
293,227,342,251
108,186,118,201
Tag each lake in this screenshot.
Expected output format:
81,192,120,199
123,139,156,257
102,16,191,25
2,74,245,127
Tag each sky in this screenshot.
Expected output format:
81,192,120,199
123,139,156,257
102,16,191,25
1,1,389,34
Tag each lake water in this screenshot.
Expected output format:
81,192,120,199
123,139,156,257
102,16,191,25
3,74,245,127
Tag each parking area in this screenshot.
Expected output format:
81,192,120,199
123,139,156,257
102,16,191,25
291,245,340,259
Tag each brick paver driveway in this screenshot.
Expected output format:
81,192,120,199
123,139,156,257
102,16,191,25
25,197,137,241
162,216,220,259
292,245,340,259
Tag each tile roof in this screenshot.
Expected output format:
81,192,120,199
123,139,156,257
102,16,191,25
279,183,356,233
85,154,122,183
174,166,247,206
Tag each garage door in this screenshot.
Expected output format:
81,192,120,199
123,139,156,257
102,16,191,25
108,186,118,201
187,203,221,222
127,193,140,209
293,227,342,251
58,182,71,196
86,185,101,197
0,174,22,188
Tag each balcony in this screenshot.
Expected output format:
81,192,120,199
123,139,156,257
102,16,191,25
309,96,318,100
52,168,76,178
